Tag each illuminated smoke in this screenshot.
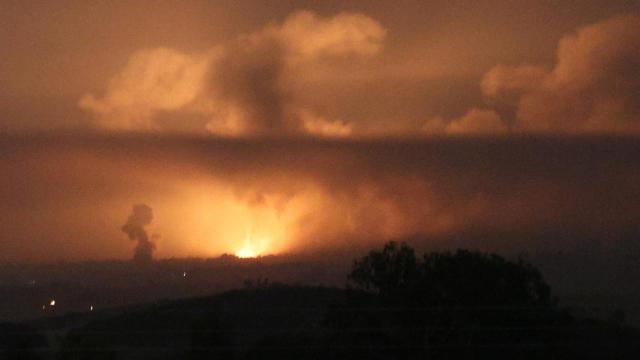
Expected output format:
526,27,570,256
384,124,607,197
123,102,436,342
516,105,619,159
79,10,385,136
121,204,156,262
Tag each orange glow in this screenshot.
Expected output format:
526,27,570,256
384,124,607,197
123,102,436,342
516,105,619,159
235,233,272,258
236,246,257,258
154,180,296,258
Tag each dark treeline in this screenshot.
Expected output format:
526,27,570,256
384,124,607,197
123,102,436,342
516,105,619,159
1,242,638,359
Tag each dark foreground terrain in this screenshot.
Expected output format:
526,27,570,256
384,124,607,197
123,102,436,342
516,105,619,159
1,244,639,359
1,285,639,359
0,255,348,322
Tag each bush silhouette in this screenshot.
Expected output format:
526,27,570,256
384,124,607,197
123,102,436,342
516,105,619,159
349,242,420,297
329,242,562,359
349,242,552,308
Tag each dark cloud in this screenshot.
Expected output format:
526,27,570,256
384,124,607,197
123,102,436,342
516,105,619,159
209,38,292,135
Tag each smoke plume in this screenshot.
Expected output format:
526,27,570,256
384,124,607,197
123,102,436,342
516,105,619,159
79,10,385,136
121,204,156,262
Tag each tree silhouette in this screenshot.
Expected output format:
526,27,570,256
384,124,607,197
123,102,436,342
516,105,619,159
336,242,560,359
348,241,419,296
418,249,552,307
349,242,552,308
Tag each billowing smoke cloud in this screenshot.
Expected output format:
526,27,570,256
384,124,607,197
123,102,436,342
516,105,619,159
80,10,385,137
79,48,211,131
424,14,640,135
486,14,640,133
121,204,156,262
81,11,639,137
423,109,507,135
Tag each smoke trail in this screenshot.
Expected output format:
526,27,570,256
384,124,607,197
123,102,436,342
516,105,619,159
121,204,156,262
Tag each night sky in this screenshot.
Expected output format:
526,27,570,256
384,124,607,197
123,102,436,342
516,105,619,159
1,1,639,261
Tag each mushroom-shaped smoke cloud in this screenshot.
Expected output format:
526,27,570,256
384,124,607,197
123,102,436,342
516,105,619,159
121,204,156,262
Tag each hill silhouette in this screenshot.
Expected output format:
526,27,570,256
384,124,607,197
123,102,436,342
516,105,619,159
1,243,638,359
